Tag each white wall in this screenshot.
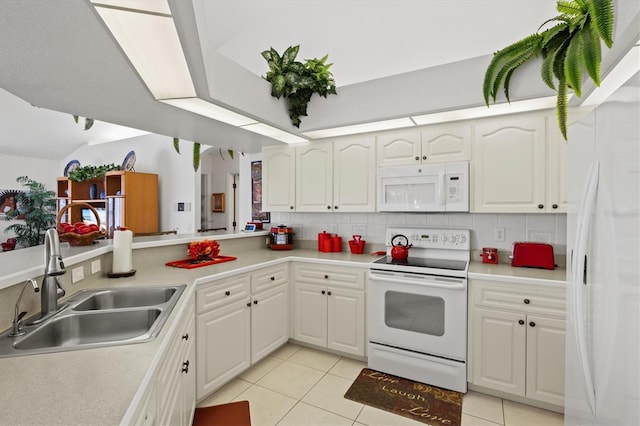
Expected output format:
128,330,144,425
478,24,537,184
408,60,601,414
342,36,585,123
0,153,59,239
201,148,239,231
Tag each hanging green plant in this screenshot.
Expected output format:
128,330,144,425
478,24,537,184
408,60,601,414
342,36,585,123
72,114,95,130
262,45,337,128
483,0,614,139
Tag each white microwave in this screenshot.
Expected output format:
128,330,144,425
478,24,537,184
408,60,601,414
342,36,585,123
377,162,469,212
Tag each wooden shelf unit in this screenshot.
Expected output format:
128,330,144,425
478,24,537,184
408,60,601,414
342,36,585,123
56,171,158,237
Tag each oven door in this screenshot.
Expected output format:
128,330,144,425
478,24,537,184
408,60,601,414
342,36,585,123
368,269,467,361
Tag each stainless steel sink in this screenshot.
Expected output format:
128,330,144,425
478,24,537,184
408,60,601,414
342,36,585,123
0,284,186,358
72,287,179,311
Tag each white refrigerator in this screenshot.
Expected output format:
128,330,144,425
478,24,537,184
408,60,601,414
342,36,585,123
564,68,639,425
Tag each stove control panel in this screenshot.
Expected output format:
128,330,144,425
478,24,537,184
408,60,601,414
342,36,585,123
385,228,470,250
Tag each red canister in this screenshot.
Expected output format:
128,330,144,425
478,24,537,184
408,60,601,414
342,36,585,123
331,235,342,252
318,231,331,251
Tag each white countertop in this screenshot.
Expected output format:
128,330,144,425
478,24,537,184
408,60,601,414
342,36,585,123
0,239,566,425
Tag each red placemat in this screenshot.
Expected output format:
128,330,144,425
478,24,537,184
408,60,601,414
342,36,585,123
166,255,237,269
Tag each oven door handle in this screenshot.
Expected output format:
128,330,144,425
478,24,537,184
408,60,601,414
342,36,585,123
369,272,466,290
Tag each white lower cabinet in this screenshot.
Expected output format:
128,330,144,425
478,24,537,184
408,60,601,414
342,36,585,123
196,264,289,400
292,263,365,357
155,294,196,426
469,279,565,408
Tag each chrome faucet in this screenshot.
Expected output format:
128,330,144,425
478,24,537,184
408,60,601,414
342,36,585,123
29,228,66,324
9,279,39,337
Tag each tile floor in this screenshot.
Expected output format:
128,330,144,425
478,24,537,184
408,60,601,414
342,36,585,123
197,344,564,426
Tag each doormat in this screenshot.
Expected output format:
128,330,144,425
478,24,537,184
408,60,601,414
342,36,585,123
192,400,251,426
344,368,463,426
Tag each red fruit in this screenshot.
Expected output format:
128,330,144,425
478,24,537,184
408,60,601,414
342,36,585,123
88,224,99,232
62,225,75,234
73,222,85,228
76,226,92,235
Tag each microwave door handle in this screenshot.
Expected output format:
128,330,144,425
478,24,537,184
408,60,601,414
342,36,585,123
439,173,446,206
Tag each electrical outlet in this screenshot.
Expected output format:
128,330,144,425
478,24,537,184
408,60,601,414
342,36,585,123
494,227,505,242
71,266,84,284
91,259,101,274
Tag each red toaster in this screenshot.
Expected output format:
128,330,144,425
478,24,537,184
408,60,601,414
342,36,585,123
510,242,556,270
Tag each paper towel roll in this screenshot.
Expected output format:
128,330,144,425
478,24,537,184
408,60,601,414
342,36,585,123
112,229,133,273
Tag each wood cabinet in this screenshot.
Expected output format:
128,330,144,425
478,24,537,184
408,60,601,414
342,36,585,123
105,171,158,235
376,123,471,167
56,171,158,235
156,294,196,426
262,146,296,212
468,279,565,407
196,264,289,399
292,263,365,356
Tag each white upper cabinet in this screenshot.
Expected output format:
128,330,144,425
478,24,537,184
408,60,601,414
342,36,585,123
472,113,547,213
421,121,472,163
295,141,334,212
295,137,376,212
262,145,296,212
377,123,471,167
332,136,376,212
376,129,422,167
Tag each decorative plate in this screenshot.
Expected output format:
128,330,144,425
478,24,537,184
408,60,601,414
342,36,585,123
122,150,136,171
63,160,80,177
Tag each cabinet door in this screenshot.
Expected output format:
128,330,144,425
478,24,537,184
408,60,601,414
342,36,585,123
262,146,296,212
182,319,197,426
472,308,526,396
196,298,251,399
296,142,333,212
293,283,327,347
376,129,422,167
421,122,471,163
526,315,565,406
546,115,568,213
293,263,365,289
472,114,546,212
251,284,289,364
333,136,376,212
327,287,365,356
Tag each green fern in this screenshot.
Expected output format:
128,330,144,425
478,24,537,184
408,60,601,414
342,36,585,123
483,0,614,139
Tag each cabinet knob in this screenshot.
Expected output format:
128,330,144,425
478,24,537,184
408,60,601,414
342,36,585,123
327,205,331,210
253,300,258,305
321,290,326,295
246,302,251,307
523,299,530,304
225,291,231,296
415,156,420,161
529,321,536,327
324,275,329,279
327,291,332,296
334,206,338,210
290,206,294,210
422,155,427,160
552,204,558,209
519,319,525,325
182,360,190,374
181,333,189,341
538,204,544,209
270,276,275,281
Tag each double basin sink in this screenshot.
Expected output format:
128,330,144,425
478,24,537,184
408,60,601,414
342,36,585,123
0,285,186,358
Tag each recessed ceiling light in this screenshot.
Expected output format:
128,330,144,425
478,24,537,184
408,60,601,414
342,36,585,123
160,98,258,127
241,123,308,144
302,118,415,139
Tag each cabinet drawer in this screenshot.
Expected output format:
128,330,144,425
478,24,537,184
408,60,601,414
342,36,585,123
471,280,565,318
293,263,365,289
197,274,250,313
251,264,289,293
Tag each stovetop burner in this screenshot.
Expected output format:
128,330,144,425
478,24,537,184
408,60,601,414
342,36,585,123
372,256,468,271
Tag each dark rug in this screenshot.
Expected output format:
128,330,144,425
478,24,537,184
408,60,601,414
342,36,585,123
344,368,463,426
192,400,251,426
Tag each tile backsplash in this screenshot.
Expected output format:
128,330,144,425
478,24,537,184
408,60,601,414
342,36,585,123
270,212,567,254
